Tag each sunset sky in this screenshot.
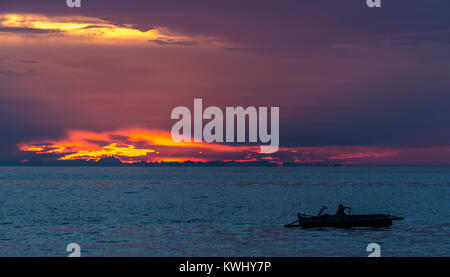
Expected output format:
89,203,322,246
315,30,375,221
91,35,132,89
1,0,450,165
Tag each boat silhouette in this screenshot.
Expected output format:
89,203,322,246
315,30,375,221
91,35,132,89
285,205,404,228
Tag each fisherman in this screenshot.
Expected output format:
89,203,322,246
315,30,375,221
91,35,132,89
335,204,351,215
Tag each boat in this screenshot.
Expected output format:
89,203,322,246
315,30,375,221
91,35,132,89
284,205,404,228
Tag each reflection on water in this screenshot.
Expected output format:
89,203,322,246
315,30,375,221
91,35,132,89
0,166,449,256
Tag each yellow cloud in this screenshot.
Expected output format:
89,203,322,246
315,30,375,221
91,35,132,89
59,143,155,161
18,128,256,163
0,13,215,46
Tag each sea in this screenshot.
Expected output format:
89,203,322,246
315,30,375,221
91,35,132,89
0,166,448,257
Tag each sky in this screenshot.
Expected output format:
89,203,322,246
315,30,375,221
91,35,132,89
0,0,449,165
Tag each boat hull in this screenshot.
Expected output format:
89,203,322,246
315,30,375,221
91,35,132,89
285,214,403,228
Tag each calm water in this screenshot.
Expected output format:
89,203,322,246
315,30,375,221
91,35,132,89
0,166,449,257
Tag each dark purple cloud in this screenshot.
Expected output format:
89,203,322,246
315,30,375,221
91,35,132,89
0,27,61,33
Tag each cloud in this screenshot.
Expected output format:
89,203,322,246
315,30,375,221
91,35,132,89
0,13,220,46
18,128,259,163
0,26,61,33
2,1,450,52
0,68,35,76
149,39,198,46
17,128,450,165
0,2,449,165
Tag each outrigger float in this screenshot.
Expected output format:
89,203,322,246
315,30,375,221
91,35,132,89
285,205,403,228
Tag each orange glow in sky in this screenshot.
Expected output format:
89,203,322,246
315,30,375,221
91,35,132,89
0,13,220,46
17,128,450,165
18,128,258,163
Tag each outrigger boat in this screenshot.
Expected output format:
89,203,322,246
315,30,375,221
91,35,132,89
285,205,403,228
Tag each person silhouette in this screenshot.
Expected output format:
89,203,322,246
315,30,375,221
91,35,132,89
335,204,351,215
